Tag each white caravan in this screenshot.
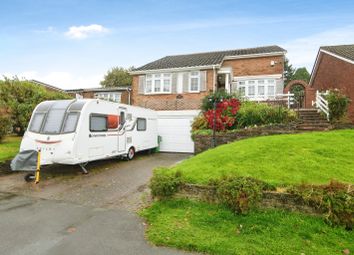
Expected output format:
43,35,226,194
15,99,158,173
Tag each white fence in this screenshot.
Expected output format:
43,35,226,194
245,92,295,109
312,90,329,120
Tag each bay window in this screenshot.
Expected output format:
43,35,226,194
145,73,171,94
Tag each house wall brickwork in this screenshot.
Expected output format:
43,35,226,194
131,55,285,110
310,53,354,122
222,55,284,77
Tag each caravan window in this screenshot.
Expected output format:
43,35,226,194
29,113,45,133
137,118,147,131
63,113,80,133
42,109,67,134
90,115,107,132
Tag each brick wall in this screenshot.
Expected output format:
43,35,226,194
311,53,354,122
131,69,214,110
222,55,284,76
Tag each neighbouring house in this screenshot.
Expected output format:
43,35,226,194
30,80,131,105
66,87,131,104
130,45,287,153
309,44,354,122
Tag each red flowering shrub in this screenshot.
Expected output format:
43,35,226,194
204,98,241,131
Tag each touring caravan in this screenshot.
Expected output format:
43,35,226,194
11,99,158,175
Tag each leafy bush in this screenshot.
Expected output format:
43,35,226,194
326,90,351,122
288,181,353,229
149,168,183,198
201,90,241,111
0,78,71,135
204,98,241,131
236,101,296,128
0,115,12,143
191,114,208,131
215,176,270,214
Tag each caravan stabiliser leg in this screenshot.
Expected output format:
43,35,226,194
79,163,89,174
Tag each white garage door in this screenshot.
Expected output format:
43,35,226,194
157,110,200,153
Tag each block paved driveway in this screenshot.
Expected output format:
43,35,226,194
0,153,193,255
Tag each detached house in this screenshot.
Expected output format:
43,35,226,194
130,45,287,153
309,44,354,122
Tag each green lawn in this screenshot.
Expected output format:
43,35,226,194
0,136,21,163
141,199,353,255
168,129,354,186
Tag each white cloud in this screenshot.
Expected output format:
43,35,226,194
282,25,354,71
65,24,109,39
2,71,103,90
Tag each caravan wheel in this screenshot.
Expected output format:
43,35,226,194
24,173,35,182
127,147,135,160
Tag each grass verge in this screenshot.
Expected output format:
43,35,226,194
140,199,353,255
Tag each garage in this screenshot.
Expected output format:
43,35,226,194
157,110,200,153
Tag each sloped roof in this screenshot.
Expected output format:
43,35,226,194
320,44,354,62
133,45,286,71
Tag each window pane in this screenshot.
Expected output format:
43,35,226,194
258,85,265,96
268,85,275,95
238,81,245,85
248,80,255,85
154,80,161,92
163,73,171,78
154,74,161,78
191,71,199,76
146,74,152,79
137,118,146,131
268,79,275,84
190,77,199,91
146,80,152,93
258,80,265,84
163,79,170,92
42,109,67,134
29,113,45,133
239,87,245,96
90,115,107,132
63,113,79,133
248,85,255,96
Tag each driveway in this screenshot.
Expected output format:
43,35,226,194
0,153,193,255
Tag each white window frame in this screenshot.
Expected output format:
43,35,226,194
235,79,277,100
145,73,172,94
189,71,200,93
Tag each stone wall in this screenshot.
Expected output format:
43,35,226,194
193,124,299,154
175,183,322,216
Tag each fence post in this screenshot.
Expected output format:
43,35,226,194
287,91,290,109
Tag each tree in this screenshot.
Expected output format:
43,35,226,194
292,67,310,83
284,58,295,86
100,66,133,87
0,77,70,135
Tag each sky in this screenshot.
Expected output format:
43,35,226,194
1,0,354,89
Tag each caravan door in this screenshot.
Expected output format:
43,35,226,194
118,107,126,153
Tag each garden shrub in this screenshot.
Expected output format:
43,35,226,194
236,102,296,128
288,181,354,230
326,90,351,122
0,114,12,143
150,168,183,198
215,176,270,214
201,90,240,111
204,98,241,131
191,114,208,131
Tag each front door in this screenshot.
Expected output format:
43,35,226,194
118,107,126,152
